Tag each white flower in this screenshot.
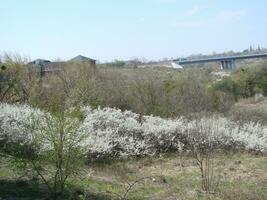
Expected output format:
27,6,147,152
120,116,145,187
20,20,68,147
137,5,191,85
1,103,267,158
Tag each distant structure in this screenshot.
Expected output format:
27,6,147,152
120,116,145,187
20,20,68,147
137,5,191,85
70,55,96,66
171,62,183,69
28,59,62,76
28,55,96,76
174,53,267,70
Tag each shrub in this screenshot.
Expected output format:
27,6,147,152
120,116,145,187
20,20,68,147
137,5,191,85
212,77,238,100
0,103,45,149
1,103,267,160
212,61,267,99
0,104,86,199
78,106,267,158
0,54,39,103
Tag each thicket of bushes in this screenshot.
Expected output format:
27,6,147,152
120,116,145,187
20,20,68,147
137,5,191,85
0,54,235,118
1,55,267,119
212,61,267,99
1,103,266,159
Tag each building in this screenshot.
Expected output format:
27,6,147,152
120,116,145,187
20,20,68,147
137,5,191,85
69,55,96,66
28,55,96,76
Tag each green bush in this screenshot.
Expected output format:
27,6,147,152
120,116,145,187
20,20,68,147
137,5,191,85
256,71,267,96
212,61,267,99
212,78,238,100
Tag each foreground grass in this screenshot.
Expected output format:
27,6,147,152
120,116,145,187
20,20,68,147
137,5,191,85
0,153,266,200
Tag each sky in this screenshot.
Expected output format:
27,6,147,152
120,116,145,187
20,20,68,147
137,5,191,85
1,0,267,62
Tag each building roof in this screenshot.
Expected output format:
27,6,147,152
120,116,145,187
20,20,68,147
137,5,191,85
69,55,96,62
28,59,51,65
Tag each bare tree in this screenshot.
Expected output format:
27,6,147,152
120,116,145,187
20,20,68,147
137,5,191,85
186,117,223,193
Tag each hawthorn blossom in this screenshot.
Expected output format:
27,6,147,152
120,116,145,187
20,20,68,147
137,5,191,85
1,103,267,158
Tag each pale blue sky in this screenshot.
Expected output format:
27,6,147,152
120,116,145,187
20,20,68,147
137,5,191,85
1,0,267,61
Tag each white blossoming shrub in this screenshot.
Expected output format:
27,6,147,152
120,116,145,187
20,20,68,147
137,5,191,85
80,106,267,157
142,115,185,153
0,103,46,146
229,121,267,153
1,103,267,159
0,104,86,158
79,107,149,158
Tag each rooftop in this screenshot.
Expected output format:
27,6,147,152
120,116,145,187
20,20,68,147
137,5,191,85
28,59,51,65
28,55,96,65
69,55,96,62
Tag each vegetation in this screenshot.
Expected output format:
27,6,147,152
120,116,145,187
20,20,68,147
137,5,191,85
1,153,266,200
0,104,86,199
0,54,267,199
212,61,267,99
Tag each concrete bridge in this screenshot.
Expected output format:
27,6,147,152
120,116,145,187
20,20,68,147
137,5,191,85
173,53,267,70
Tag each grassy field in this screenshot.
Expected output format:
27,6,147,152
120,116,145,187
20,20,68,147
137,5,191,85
1,153,266,200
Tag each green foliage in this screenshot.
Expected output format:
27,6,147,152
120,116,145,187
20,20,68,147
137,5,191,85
113,60,126,67
212,78,238,100
212,61,267,99
102,60,126,68
255,71,267,95
0,179,46,199
233,69,256,98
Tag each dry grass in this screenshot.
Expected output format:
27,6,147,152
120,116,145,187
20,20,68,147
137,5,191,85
77,153,267,200
229,97,267,124
0,153,266,200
